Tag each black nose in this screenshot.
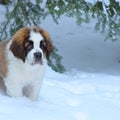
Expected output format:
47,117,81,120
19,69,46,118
34,52,42,59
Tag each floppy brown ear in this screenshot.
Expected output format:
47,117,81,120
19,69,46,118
40,29,53,60
9,27,30,62
10,40,26,62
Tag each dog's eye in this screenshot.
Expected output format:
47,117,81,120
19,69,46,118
26,41,33,51
40,40,46,50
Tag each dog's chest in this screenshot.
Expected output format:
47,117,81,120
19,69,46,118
6,59,46,85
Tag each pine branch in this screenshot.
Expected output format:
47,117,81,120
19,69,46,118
0,0,22,38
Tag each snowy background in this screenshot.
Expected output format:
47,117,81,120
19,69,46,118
0,0,120,120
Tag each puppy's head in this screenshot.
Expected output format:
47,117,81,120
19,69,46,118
10,26,53,66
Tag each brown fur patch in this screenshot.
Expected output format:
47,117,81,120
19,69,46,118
0,40,9,91
10,27,30,62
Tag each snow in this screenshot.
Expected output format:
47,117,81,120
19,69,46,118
54,6,59,11
0,67,120,120
0,5,6,22
0,1,120,120
85,0,120,6
41,16,120,75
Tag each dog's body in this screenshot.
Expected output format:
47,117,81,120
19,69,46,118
0,26,53,100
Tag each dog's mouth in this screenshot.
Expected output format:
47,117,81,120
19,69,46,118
30,59,43,66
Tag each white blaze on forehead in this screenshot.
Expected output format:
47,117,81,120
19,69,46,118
29,30,43,49
25,30,45,65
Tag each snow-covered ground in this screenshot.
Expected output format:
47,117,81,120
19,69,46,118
0,67,120,120
0,1,120,120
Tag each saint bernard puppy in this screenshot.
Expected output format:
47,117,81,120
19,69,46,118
0,26,53,100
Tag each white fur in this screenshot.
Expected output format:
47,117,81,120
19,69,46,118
4,32,47,101
26,31,44,65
